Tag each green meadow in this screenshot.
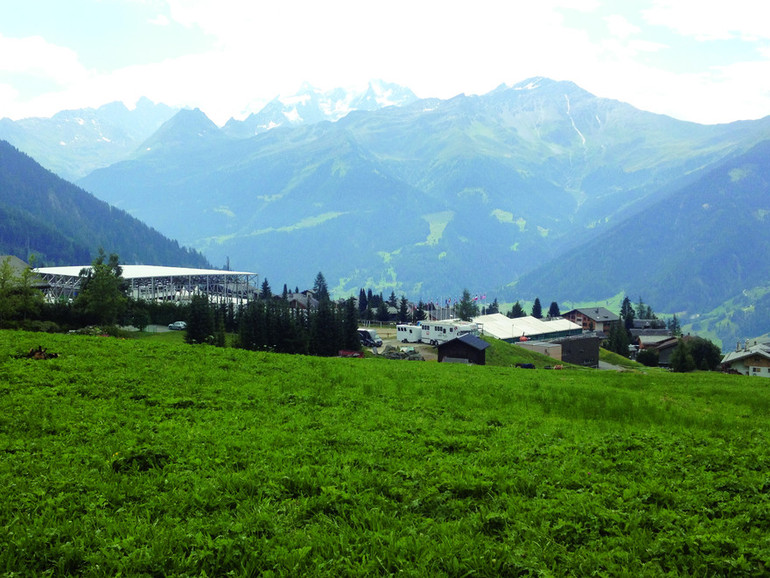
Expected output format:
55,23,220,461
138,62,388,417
1,329,769,576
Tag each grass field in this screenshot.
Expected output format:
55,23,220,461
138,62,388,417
1,330,769,576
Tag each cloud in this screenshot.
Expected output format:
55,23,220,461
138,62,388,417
0,34,88,86
642,0,770,41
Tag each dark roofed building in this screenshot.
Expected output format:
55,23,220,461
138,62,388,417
563,307,620,333
437,334,490,365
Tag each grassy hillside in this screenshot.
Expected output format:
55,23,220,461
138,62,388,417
2,330,769,576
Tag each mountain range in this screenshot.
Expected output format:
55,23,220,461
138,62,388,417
3,77,770,346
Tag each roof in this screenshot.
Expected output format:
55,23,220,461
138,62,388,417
1,255,31,275
439,333,490,351
34,264,255,279
721,344,770,366
565,307,620,322
473,313,581,340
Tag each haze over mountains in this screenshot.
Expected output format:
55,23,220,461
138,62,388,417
2,77,770,346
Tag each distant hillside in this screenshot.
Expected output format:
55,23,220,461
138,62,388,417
79,78,770,298
0,140,210,268
0,98,177,181
514,139,770,344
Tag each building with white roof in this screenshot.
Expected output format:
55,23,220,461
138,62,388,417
34,264,257,304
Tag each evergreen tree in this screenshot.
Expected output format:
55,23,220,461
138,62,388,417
620,296,635,331
343,297,360,351
398,296,409,323
186,294,214,344
670,339,696,372
606,321,631,357
260,278,272,299
358,288,368,313
376,300,390,322
487,298,499,315
313,272,330,303
548,301,560,318
282,284,289,300
668,314,682,336
456,289,479,321
531,298,542,319
388,291,398,307
414,300,426,322
508,301,526,318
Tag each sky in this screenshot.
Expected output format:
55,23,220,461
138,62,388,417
1,0,770,126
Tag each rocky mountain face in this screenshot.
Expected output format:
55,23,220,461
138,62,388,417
0,98,178,181
222,80,419,138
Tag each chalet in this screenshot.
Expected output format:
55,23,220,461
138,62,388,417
720,341,770,377
437,334,490,365
563,308,619,333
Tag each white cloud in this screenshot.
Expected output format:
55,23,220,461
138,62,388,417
604,14,640,39
642,0,770,41
0,34,88,86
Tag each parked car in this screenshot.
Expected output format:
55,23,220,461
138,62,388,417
168,321,187,330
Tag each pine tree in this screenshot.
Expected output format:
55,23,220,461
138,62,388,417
531,298,542,319
313,272,329,303
620,296,635,331
668,314,682,336
398,296,409,323
456,289,479,321
508,301,526,318
548,301,560,318
358,288,368,313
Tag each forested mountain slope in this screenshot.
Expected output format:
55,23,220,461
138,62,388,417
0,140,210,268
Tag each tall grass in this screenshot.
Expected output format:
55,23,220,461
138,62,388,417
1,330,768,576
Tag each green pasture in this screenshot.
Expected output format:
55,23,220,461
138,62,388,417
1,330,768,576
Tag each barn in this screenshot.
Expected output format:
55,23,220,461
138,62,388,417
437,334,490,365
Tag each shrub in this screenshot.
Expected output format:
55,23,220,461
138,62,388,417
636,348,659,367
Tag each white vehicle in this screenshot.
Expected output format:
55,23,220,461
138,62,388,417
397,324,422,343
419,320,479,346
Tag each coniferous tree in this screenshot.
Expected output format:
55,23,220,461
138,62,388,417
668,314,682,336
487,298,499,315
313,272,330,303
606,321,631,357
414,300,426,322
186,294,214,344
260,278,272,299
548,301,560,318
456,289,479,321
508,301,526,318
343,297,360,350
620,296,635,331
398,296,409,323
358,288,368,313
531,298,543,319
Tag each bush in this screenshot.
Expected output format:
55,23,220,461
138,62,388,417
636,348,659,367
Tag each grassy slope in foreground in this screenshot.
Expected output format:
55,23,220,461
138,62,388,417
1,330,769,576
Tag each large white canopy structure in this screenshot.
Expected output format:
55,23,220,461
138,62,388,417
34,264,257,304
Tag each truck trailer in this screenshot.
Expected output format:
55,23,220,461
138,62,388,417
418,320,480,346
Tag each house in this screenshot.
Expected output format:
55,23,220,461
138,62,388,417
563,307,620,333
552,334,601,367
287,292,318,310
437,334,490,365
720,341,770,376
